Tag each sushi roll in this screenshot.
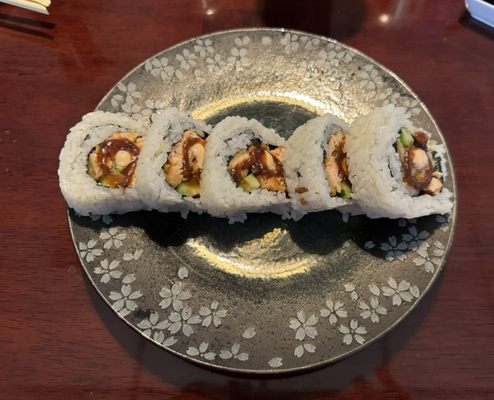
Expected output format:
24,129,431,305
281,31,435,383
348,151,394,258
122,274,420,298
200,116,290,223
58,111,148,215
284,114,356,221
345,105,453,219
135,108,211,216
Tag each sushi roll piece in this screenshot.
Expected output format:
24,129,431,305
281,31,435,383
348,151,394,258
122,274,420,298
58,111,148,216
201,116,290,223
284,113,356,221
135,108,211,216
345,105,453,219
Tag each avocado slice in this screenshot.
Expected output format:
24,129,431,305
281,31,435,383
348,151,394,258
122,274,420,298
98,176,114,188
239,174,260,192
399,127,414,148
177,181,200,197
396,139,406,162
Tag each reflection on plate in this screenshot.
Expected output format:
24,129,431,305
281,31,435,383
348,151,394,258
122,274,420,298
69,28,456,374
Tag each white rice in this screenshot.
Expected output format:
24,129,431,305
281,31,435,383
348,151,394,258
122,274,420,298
58,111,148,216
345,105,453,219
285,114,356,221
135,108,211,217
200,116,291,223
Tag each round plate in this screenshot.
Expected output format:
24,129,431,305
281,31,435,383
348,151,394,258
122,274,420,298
69,28,456,374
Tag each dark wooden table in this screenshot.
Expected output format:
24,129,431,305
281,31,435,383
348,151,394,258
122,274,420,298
1,0,493,399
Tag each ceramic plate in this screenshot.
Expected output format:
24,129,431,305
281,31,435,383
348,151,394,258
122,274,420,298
68,28,456,374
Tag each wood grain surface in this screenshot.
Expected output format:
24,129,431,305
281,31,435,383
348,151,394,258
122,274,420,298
1,0,493,399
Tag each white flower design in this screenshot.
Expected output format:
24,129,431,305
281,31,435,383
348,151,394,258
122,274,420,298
99,227,126,249
199,301,227,327
280,32,300,53
205,54,227,73
436,215,449,231
363,240,375,250
219,343,249,361
368,283,381,296
380,236,408,261
144,57,175,81
110,94,124,109
344,283,359,301
339,319,367,345
300,35,320,50
314,49,343,73
137,311,173,345
177,266,188,280
192,68,206,83
359,297,387,323
110,82,142,109
299,59,322,79
121,101,144,120
327,42,354,63
294,343,316,358
280,33,321,54
413,241,445,273
261,36,272,46
122,274,136,284
401,226,430,250
89,214,113,225
121,97,163,123
168,305,201,337
398,218,417,227
297,51,338,81
122,249,143,261
94,259,121,283
227,36,250,70
268,357,283,368
159,281,192,311
398,95,420,115
320,299,347,325
140,99,167,124
289,310,318,341
242,327,256,339
109,282,143,317
193,38,214,58
384,92,421,116
186,342,216,360
382,277,420,306
176,49,197,71
79,239,102,262
356,64,385,101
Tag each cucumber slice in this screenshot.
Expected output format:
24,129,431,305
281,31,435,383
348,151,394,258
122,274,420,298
399,128,414,148
112,163,125,173
338,181,352,199
239,174,260,192
177,181,200,197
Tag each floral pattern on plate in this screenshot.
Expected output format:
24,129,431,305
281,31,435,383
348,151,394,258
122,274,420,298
69,29,456,373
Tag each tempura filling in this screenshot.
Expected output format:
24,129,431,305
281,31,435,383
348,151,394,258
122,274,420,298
163,129,206,198
323,132,352,198
228,140,287,193
395,128,443,196
87,131,143,188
